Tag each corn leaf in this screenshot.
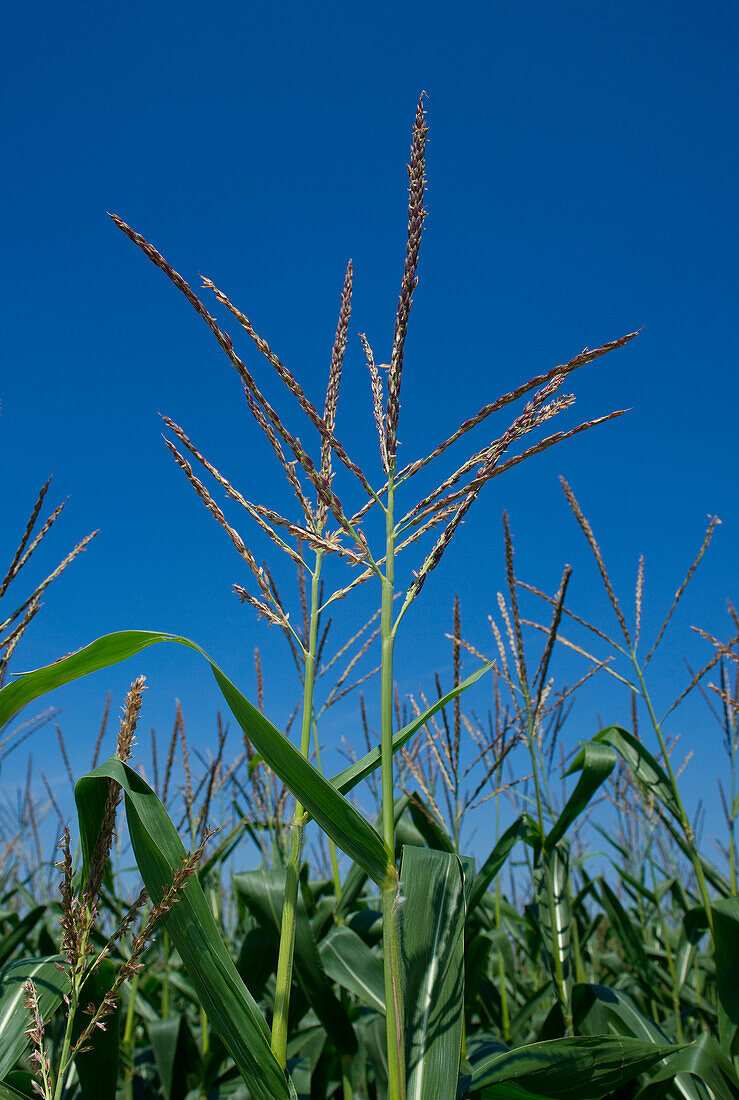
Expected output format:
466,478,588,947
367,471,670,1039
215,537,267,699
636,1034,739,1100
400,846,466,1100
473,1035,680,1097
591,726,680,823
533,841,573,1016
469,815,538,916
329,663,494,795
0,956,68,1080
74,758,293,1100
546,742,616,850
0,631,391,887
319,925,386,1016
712,898,739,1059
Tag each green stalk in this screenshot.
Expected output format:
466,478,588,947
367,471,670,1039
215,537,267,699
494,781,511,1042
522,695,573,1032
123,970,141,1100
271,550,323,1068
649,854,683,1042
381,474,405,1100
161,931,170,1017
729,712,737,897
53,905,95,1100
634,660,714,940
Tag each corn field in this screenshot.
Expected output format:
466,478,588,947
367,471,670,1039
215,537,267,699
1,97,737,1100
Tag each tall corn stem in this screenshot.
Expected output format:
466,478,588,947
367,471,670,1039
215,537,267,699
271,549,323,1066
634,660,715,941
381,473,406,1100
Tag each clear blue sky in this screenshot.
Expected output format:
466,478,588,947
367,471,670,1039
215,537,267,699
2,1,737,855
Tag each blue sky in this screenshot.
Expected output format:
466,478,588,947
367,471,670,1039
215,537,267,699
2,2,737,858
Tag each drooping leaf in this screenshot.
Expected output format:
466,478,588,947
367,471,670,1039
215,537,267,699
636,1034,739,1100
591,726,680,823
469,816,538,916
546,742,616,849
74,758,293,1100
407,793,456,853
400,846,466,1100
572,983,670,1044
334,798,409,926
1,631,391,888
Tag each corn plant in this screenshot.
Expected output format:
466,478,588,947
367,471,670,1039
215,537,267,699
5,96,738,1100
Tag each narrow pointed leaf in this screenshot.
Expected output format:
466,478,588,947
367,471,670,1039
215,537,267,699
546,742,616,849
1,631,390,886
469,815,539,916
636,1034,739,1100
330,663,494,795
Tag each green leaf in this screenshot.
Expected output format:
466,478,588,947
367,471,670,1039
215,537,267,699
473,1035,681,1098
407,793,456,853
74,758,292,1100
573,983,669,1043
333,798,409,926
0,956,68,1080
712,897,739,1059
637,1035,739,1100
285,1026,326,1100
546,742,616,849
319,925,386,1015
232,870,357,1055
0,1081,30,1100
147,1015,201,1100
72,959,120,1100
209,661,390,886
469,816,538,916
0,907,45,970
591,726,680,823
329,663,494,795
400,846,466,1100
533,841,572,1013
598,880,654,988
1,631,391,888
